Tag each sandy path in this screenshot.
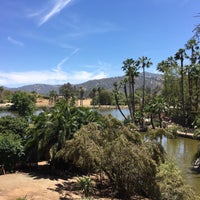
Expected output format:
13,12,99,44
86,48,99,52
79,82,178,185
0,172,81,200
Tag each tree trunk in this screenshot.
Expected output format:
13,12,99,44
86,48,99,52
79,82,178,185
150,114,155,129
180,58,185,118
114,93,127,121
141,66,145,128
130,74,135,122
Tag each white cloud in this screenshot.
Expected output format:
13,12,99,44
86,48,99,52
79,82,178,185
0,69,107,88
38,0,73,26
7,36,24,47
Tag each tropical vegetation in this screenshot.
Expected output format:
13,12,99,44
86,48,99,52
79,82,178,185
0,36,200,199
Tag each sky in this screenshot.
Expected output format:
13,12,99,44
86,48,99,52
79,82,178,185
0,0,199,87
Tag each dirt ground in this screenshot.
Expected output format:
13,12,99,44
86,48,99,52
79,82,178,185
0,172,83,200
0,165,117,200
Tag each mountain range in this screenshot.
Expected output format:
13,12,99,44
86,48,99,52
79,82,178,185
8,72,162,95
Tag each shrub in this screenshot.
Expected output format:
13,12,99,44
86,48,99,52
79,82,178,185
78,176,93,197
0,133,24,171
156,160,198,200
56,116,162,198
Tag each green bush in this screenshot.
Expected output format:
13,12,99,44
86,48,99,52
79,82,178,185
0,133,24,171
156,160,198,200
53,114,199,199
0,116,28,138
78,176,93,197
56,116,164,198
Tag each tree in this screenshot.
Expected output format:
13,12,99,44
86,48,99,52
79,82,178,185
146,96,169,128
0,86,3,102
59,83,77,102
122,58,139,122
26,99,103,162
79,87,85,106
89,88,98,106
0,133,24,171
174,49,187,118
11,91,36,118
57,116,197,199
49,90,57,105
185,39,199,113
157,57,179,113
113,82,128,121
137,56,152,127
98,89,113,105
0,116,28,139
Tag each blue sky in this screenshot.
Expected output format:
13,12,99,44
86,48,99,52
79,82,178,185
0,0,199,87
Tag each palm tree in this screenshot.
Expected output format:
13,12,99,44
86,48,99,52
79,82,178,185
0,86,3,100
193,57,200,111
185,39,199,113
79,87,85,106
137,56,152,127
147,96,169,128
174,49,187,117
26,99,104,162
49,90,57,105
122,58,139,122
157,57,178,108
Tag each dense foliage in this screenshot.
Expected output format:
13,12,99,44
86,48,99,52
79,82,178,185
0,116,29,171
0,133,24,171
26,99,103,162
54,115,197,199
11,91,36,117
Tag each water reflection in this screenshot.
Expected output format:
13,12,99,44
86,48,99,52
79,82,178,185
99,108,130,121
0,111,16,117
162,137,200,193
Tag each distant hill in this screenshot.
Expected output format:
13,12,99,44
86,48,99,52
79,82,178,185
8,72,162,95
10,84,61,95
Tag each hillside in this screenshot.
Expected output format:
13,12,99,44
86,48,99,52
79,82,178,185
8,72,162,95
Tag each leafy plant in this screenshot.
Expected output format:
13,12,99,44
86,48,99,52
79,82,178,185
16,196,27,200
11,91,36,117
156,160,198,200
0,133,24,171
78,176,93,197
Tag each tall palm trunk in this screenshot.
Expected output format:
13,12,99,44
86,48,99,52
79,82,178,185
180,57,185,117
130,74,135,122
141,65,145,128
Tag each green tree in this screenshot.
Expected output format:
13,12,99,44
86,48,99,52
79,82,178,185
185,39,199,113
0,86,4,102
49,90,57,105
89,88,98,106
59,83,77,102
11,91,36,117
0,133,24,171
98,89,113,105
146,96,169,128
0,116,28,140
174,49,187,118
157,57,178,108
122,58,139,122
26,99,103,162
137,56,153,128
79,87,85,106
